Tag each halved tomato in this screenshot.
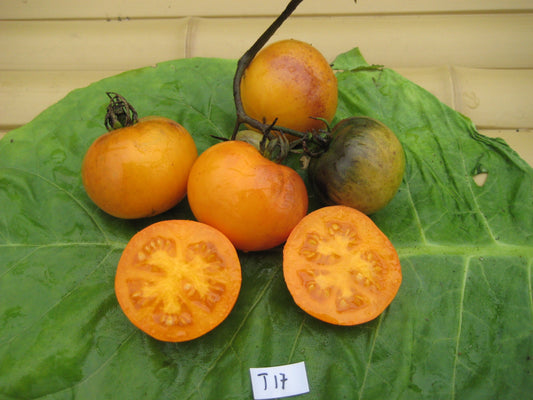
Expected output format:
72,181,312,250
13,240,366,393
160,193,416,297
283,205,402,325
115,220,242,342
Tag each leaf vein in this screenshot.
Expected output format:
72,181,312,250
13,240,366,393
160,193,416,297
1,167,111,243
1,246,117,347
450,256,470,400
358,313,384,399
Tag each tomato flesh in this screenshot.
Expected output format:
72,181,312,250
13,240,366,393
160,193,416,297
283,205,402,325
115,220,241,342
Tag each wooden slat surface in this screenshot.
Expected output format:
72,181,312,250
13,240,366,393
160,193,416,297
0,19,189,71
452,68,533,129
4,14,530,71
2,0,532,19
0,70,119,129
189,14,533,68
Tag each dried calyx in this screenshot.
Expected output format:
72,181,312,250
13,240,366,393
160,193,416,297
104,92,138,131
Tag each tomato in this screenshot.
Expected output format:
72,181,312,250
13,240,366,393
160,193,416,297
115,219,242,342
240,39,338,135
283,205,402,325
82,116,197,219
308,117,405,215
187,140,309,252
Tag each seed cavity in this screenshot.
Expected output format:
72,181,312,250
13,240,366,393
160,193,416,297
128,236,229,327
299,232,341,265
298,269,331,301
356,250,386,291
325,221,359,243
299,220,361,266
187,240,223,267
178,312,193,326
336,293,368,312
137,236,176,262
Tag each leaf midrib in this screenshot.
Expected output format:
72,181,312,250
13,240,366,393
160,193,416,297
398,242,533,258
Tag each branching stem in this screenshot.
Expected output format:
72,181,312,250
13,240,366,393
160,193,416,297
231,0,306,141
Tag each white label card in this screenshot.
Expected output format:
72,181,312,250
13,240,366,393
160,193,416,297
249,361,310,400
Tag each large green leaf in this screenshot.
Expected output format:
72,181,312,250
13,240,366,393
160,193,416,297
1,49,532,399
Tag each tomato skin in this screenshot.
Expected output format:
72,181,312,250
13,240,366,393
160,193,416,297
308,117,405,215
81,117,197,219
115,219,241,342
283,205,402,326
187,140,309,252
240,39,338,135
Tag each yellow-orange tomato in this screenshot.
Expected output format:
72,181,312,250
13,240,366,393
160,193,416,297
81,117,197,219
283,205,402,326
187,140,308,252
115,219,242,342
240,39,338,135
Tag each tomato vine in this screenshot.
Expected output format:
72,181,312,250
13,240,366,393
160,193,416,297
230,0,333,162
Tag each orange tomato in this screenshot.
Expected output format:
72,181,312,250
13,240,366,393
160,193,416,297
81,116,197,219
187,140,309,252
283,205,402,325
240,39,338,135
115,219,242,342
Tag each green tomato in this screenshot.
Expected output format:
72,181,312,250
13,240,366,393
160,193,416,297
308,117,405,215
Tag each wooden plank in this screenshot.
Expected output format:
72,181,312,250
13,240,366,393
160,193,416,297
4,0,533,19
453,67,533,129
0,19,189,71
0,70,119,128
2,14,531,72
189,14,533,68
1,0,532,19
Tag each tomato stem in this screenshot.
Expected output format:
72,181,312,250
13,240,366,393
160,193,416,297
104,92,139,131
230,0,335,161
231,0,306,145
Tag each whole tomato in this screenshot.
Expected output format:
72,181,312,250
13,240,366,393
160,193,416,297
82,115,197,219
308,117,405,215
240,39,338,135
187,140,308,252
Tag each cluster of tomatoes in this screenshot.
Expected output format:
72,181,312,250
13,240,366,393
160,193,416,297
81,39,403,343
